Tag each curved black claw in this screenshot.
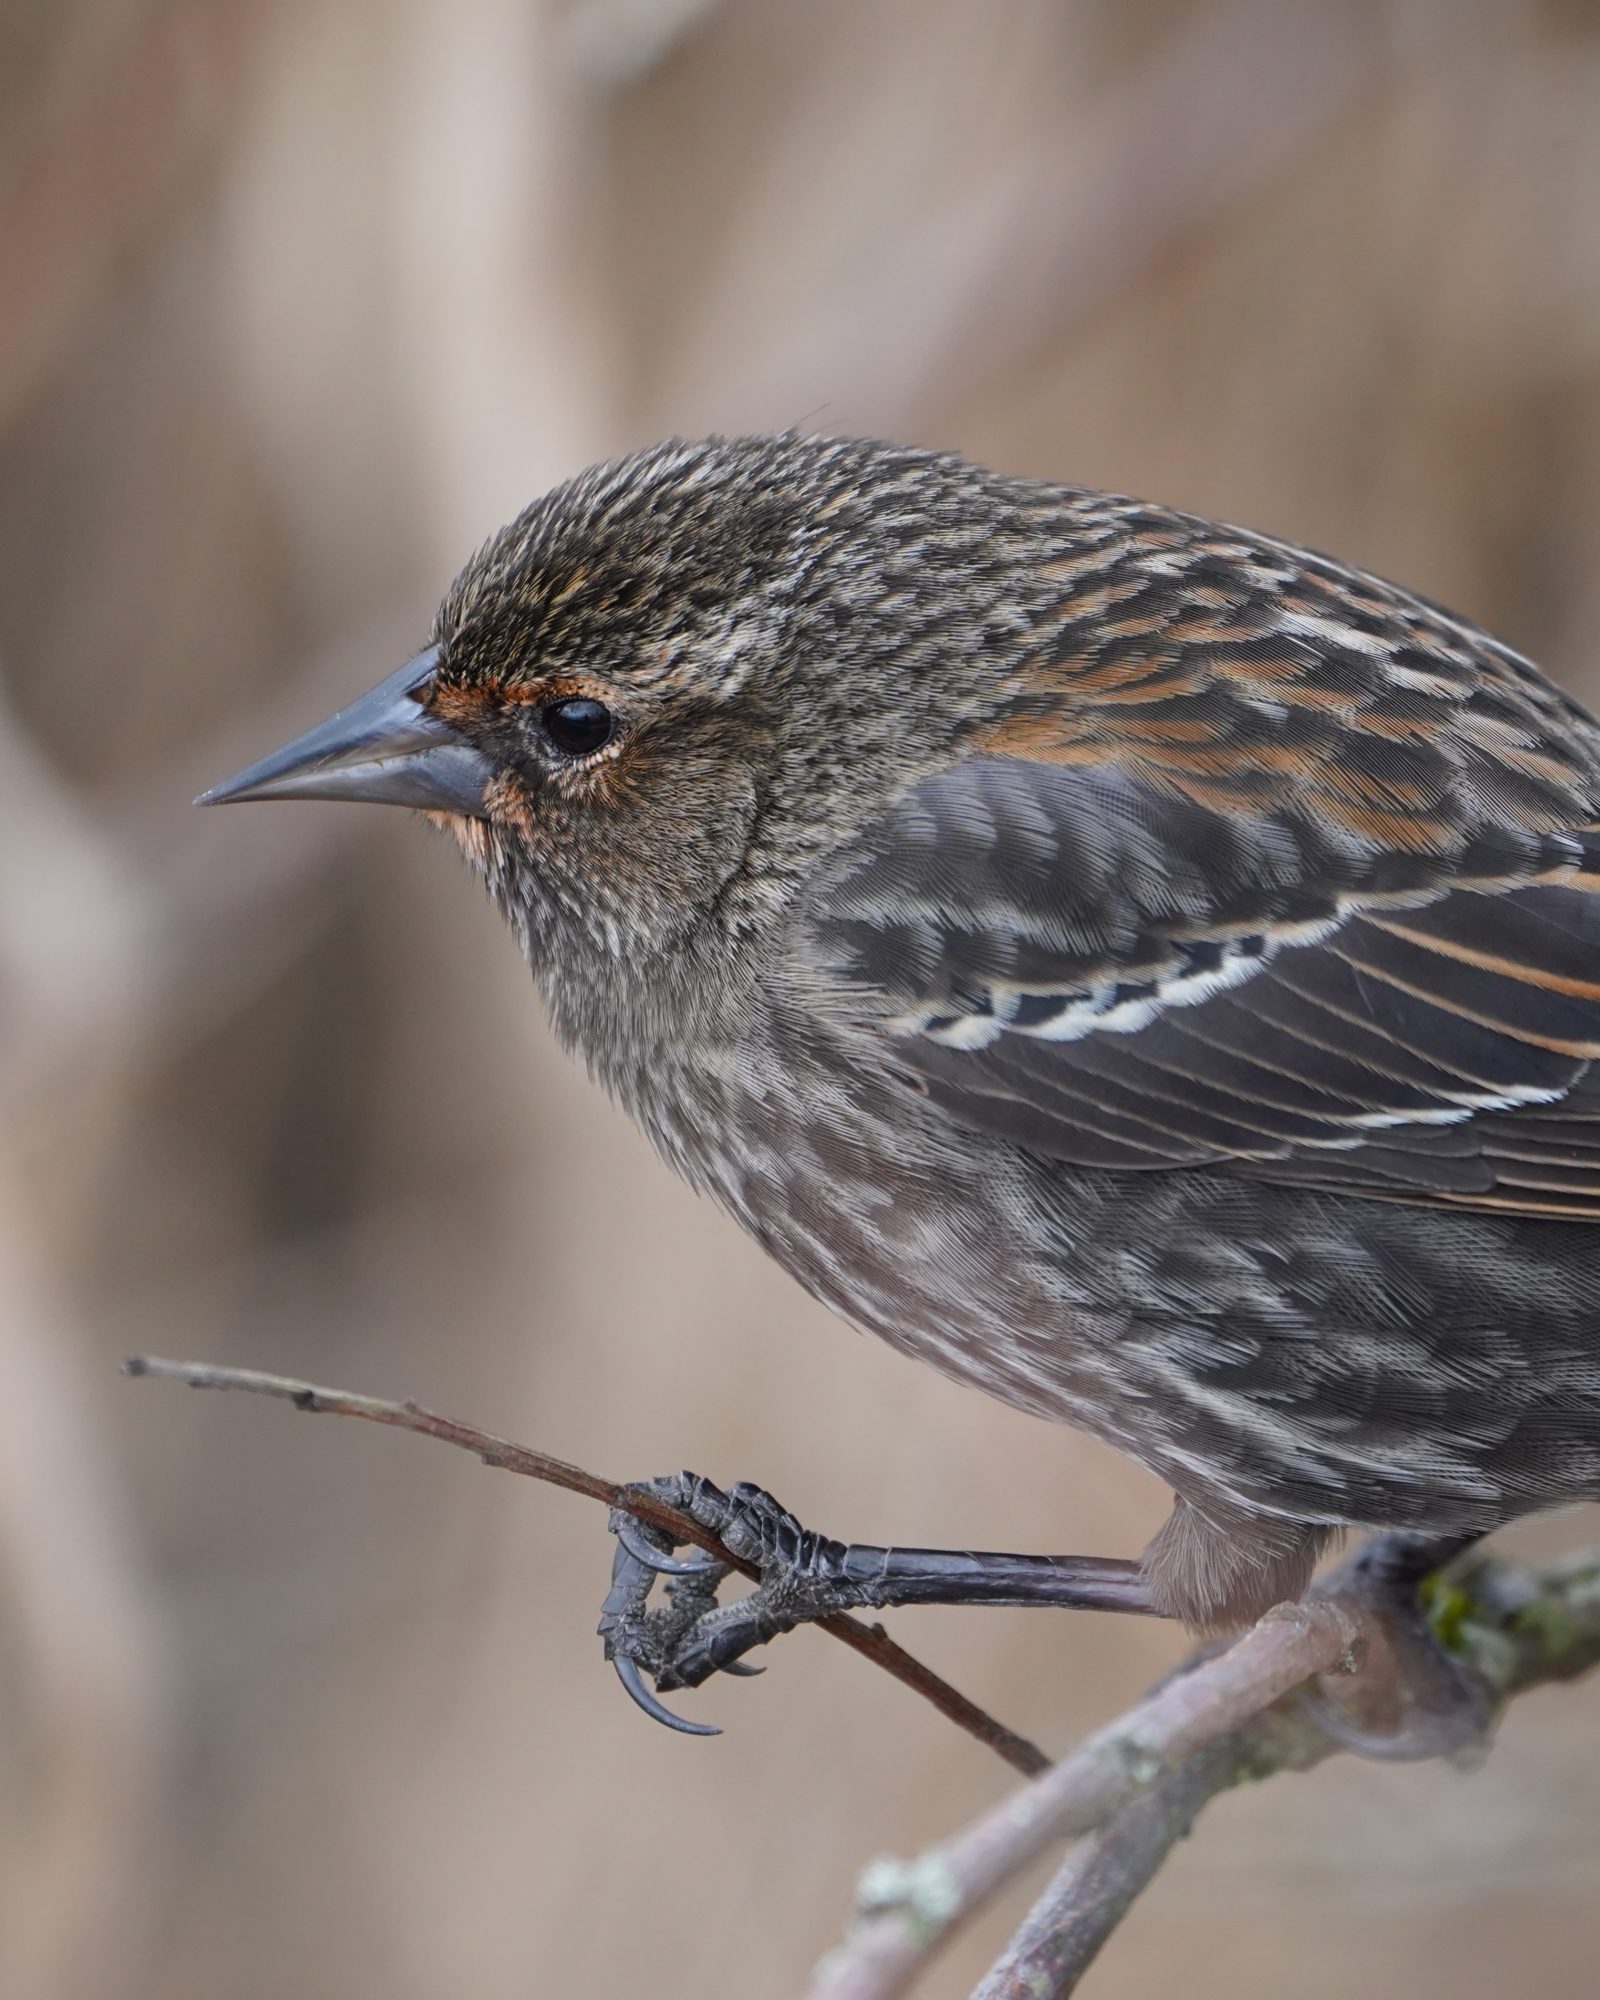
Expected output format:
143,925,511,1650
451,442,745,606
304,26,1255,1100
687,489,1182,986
613,1512,722,1577
597,1472,829,1736
612,1656,721,1737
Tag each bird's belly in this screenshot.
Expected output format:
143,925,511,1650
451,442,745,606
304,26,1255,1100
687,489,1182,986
742,1159,1120,1429
648,1064,1600,1534
680,1078,1162,1448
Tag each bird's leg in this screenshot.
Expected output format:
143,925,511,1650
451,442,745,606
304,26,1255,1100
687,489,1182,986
1308,1530,1493,1760
597,1473,1155,1734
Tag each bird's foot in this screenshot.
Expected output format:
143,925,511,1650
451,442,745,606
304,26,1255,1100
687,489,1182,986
597,1474,863,1735
597,1473,1155,1735
1307,1532,1493,1762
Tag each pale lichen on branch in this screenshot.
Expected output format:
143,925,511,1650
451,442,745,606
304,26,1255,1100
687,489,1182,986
810,1547,1600,2000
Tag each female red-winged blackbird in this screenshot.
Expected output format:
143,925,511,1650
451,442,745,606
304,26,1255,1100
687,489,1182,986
205,433,1600,1734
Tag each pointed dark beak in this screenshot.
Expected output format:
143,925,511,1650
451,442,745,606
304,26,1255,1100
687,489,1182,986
196,646,492,816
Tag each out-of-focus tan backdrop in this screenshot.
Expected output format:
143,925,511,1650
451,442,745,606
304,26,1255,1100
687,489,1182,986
4,3,1600,1996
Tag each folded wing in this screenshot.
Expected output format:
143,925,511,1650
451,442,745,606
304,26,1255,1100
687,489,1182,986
805,753,1600,1217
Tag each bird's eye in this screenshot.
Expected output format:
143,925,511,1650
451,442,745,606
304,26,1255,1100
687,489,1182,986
542,696,615,757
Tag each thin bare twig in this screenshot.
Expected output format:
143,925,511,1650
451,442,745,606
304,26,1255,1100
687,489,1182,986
121,1354,1048,1778
808,1547,1600,2000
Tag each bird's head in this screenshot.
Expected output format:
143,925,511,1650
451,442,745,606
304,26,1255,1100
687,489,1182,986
202,433,1035,1037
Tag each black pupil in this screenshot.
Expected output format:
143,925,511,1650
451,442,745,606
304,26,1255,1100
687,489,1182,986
543,697,613,756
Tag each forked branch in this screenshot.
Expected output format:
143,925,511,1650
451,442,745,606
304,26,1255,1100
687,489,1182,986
808,1545,1600,1999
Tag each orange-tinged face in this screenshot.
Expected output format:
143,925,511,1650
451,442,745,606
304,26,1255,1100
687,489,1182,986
196,429,1115,1004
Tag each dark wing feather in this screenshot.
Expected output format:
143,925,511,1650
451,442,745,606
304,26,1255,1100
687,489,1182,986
803,755,1600,1218
799,498,1600,1215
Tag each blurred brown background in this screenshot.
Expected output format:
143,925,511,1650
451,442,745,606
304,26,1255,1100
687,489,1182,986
4,2,1600,1996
